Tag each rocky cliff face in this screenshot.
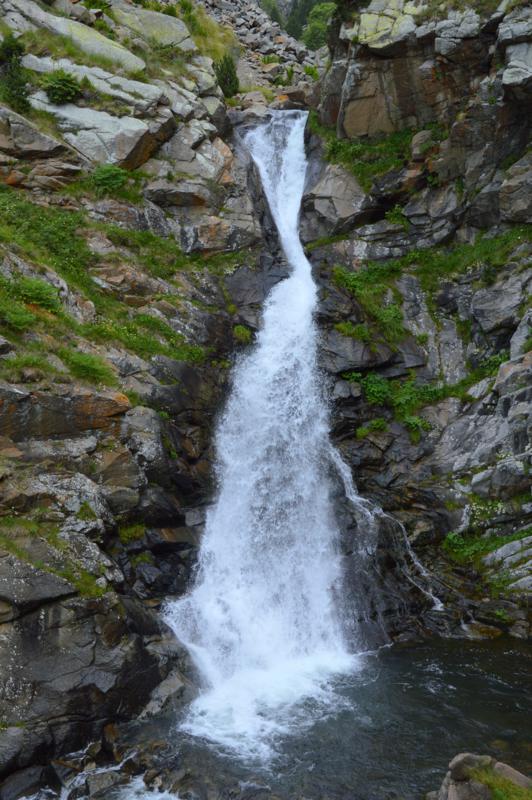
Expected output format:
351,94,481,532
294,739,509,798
0,0,530,794
304,0,531,639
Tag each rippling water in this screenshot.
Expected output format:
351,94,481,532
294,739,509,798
116,638,531,800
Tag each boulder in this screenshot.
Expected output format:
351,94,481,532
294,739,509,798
303,164,374,235
29,92,176,168
111,2,197,52
0,105,71,160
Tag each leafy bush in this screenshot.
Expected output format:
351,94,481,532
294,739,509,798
90,164,129,197
302,2,335,49
214,54,239,98
44,69,82,104
0,33,29,112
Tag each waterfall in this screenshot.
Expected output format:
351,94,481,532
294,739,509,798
164,110,366,759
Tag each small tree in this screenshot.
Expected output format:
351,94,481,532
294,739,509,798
0,33,29,113
302,1,335,49
214,54,239,98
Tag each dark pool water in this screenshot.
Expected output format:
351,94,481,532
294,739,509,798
149,638,532,800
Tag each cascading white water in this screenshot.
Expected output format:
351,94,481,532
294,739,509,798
165,110,359,758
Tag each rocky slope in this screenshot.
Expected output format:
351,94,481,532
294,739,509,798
0,0,530,795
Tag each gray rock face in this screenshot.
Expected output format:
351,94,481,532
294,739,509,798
500,152,532,222
302,164,374,239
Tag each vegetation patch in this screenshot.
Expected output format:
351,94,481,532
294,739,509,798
442,526,531,566
118,523,146,544
43,69,82,104
308,111,413,191
58,348,116,385
355,417,388,439
233,324,253,344
471,765,532,800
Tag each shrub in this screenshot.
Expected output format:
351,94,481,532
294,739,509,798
44,69,82,104
90,164,128,196
0,33,29,113
214,54,239,98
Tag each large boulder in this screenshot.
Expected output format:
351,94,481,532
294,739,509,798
111,1,197,52
29,93,176,168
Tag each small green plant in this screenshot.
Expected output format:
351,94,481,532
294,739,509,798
385,204,409,229
233,324,253,344
335,321,371,342
262,54,280,64
44,69,82,104
0,33,29,113
304,64,319,80
90,164,129,196
213,54,239,98
285,65,294,85
355,417,388,439
403,414,431,443
93,19,116,39
77,501,97,521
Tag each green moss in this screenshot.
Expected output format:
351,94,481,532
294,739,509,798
131,551,154,567
233,324,253,344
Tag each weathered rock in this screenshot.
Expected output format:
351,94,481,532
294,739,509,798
500,152,532,223
29,93,176,168
112,2,197,52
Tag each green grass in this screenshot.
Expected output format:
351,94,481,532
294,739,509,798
58,348,116,385
0,518,105,598
103,225,190,280
308,111,413,192
333,265,406,344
